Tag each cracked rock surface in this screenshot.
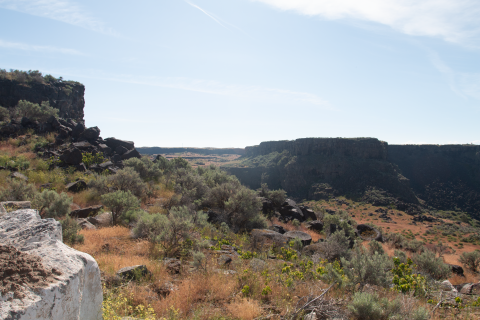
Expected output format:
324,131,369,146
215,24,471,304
0,209,102,320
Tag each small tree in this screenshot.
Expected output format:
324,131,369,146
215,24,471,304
61,215,84,245
459,250,480,273
101,190,141,225
224,187,265,232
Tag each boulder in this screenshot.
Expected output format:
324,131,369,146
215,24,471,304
115,146,128,155
449,264,465,277
98,144,112,156
1,201,31,214
72,141,93,151
83,126,100,140
70,205,103,219
218,255,233,266
60,148,83,165
260,198,274,215
440,280,457,292
251,229,289,249
356,224,383,242
284,230,312,246
116,265,150,281
164,258,181,274
302,243,326,257
0,209,102,320
299,206,317,221
104,138,135,151
65,180,87,192
9,172,28,181
77,218,96,230
306,220,324,232
121,148,141,160
71,122,85,138
87,212,113,227
272,224,286,234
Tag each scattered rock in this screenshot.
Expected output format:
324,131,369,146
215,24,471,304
440,280,457,292
60,147,83,165
77,218,96,230
164,258,182,274
70,205,103,219
83,126,100,140
87,211,113,227
65,180,87,192
302,243,325,257
9,171,28,181
104,138,135,151
356,224,383,242
251,229,289,249
284,230,312,246
272,224,286,234
116,265,150,281
218,255,233,266
249,258,267,271
449,264,465,277
306,220,324,232
153,281,178,297
121,148,141,160
1,201,31,214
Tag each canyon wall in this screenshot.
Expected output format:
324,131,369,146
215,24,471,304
0,78,85,122
226,138,480,215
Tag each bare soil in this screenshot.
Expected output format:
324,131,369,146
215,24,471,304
0,244,61,299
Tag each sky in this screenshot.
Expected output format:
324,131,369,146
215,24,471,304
0,0,479,147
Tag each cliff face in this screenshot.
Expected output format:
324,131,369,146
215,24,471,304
226,138,417,204
388,144,480,216
225,138,480,216
0,78,85,121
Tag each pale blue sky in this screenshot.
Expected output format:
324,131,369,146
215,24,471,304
1,0,479,147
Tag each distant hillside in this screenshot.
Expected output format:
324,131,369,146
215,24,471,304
137,147,245,155
0,69,85,122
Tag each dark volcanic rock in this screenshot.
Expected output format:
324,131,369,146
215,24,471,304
65,180,87,192
284,231,312,246
60,148,83,165
70,205,103,218
115,146,128,155
83,126,100,140
104,138,134,151
121,148,141,160
449,264,464,277
306,220,324,232
116,265,150,281
356,224,383,242
271,224,286,234
251,229,288,249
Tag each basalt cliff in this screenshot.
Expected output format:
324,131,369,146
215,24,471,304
223,138,480,217
0,77,85,121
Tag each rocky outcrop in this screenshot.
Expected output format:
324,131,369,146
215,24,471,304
0,78,85,121
0,209,102,320
225,138,418,204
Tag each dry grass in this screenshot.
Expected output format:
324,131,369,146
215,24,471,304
226,298,262,320
70,189,102,208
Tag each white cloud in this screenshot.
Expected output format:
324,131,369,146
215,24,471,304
428,50,480,101
0,0,117,36
0,39,83,55
49,69,331,108
252,0,480,44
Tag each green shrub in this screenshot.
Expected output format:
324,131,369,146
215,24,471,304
109,167,147,198
124,157,162,181
348,292,383,320
0,155,30,170
224,187,266,232
394,250,408,264
0,106,9,121
81,152,104,167
87,174,110,195
101,190,141,225
323,210,355,237
459,250,480,272
412,250,451,280
0,179,37,201
32,190,72,218
392,257,426,296
133,206,208,257
322,230,351,262
61,215,84,245
368,240,385,255
342,246,393,289
11,100,58,122
267,189,286,207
